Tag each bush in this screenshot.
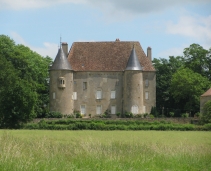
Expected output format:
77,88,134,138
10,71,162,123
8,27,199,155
125,111,133,118
46,111,63,118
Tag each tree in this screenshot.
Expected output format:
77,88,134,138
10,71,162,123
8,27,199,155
170,68,210,115
152,56,184,114
0,35,52,127
202,100,211,123
183,44,211,80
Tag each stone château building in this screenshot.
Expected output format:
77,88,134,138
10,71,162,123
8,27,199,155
49,40,156,116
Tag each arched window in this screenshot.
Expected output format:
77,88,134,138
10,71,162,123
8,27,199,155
58,77,65,88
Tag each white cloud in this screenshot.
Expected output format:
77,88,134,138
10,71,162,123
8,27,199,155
10,32,58,59
166,15,211,49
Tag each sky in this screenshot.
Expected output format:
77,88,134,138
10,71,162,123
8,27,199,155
0,0,211,60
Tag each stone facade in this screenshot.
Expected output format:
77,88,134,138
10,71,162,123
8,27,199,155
49,40,156,116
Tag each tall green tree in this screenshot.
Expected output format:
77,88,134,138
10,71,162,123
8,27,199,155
183,44,211,80
152,56,184,113
170,68,210,115
0,35,52,127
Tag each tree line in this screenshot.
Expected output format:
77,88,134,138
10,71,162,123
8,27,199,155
153,44,211,117
0,35,211,128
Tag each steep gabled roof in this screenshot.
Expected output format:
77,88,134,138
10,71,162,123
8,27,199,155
51,47,72,70
67,41,155,71
201,88,211,97
125,46,142,70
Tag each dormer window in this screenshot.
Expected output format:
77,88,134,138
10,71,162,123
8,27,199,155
58,77,65,88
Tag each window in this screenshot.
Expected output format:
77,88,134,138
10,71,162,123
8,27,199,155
80,105,86,115
111,90,116,99
145,79,149,87
96,105,102,114
96,90,102,99
72,92,77,100
131,105,138,114
145,92,149,100
58,77,65,88
53,92,56,99
83,82,87,90
111,105,116,114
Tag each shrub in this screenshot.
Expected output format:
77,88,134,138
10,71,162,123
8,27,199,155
182,113,189,118
125,111,133,118
116,112,121,118
46,111,63,118
169,112,174,117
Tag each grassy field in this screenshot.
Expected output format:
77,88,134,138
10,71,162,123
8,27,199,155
0,130,210,171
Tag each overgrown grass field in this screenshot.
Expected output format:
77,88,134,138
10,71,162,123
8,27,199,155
0,130,210,171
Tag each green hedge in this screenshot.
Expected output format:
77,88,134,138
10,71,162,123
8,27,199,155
23,119,211,131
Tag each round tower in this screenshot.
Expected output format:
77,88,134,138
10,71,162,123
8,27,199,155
49,45,73,115
123,45,144,115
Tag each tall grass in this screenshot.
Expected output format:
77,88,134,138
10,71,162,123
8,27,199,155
0,130,211,171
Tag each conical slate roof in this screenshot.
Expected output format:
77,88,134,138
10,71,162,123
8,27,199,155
50,46,72,70
125,46,142,70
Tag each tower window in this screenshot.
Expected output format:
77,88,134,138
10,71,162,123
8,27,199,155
58,77,65,88
53,92,56,99
145,92,149,100
131,105,138,114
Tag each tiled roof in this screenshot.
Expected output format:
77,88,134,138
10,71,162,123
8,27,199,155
201,88,211,97
67,41,155,71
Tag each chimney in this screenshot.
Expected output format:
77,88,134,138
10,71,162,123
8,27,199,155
147,47,152,61
62,42,68,57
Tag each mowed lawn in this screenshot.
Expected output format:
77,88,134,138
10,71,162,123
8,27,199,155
0,130,210,171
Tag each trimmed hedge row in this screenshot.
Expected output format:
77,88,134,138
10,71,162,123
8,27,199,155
23,119,211,131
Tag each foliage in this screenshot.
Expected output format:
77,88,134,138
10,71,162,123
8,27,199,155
169,112,174,117
202,100,211,123
152,56,184,111
46,111,63,118
0,35,52,128
23,119,211,131
124,111,133,118
170,67,210,114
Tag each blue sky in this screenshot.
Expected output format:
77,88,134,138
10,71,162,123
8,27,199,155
0,0,211,60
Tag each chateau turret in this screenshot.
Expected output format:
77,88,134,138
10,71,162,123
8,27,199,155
124,45,144,114
49,45,73,114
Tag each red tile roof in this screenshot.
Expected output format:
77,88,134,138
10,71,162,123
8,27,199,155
201,88,211,97
67,41,155,71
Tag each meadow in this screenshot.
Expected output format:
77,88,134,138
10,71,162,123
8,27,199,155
0,130,211,171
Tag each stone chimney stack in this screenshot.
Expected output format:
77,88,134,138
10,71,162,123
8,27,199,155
147,47,152,61
62,42,68,57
